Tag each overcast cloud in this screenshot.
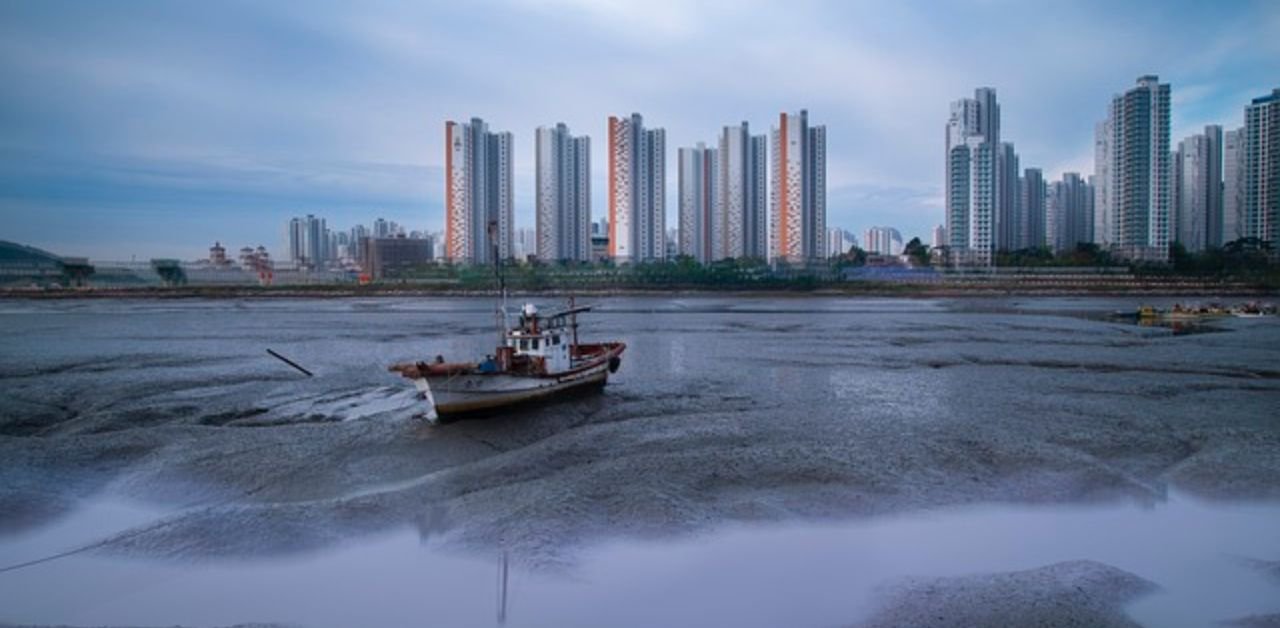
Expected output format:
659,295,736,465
1,0,1277,259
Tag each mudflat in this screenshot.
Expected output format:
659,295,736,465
1,296,1278,627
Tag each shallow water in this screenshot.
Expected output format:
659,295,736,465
1,296,1278,627
1,493,1278,627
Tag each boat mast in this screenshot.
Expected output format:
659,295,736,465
489,220,507,342
569,295,579,347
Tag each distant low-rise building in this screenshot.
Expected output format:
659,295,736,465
863,226,904,256
209,242,231,267
0,240,94,287
590,234,609,262
825,228,849,258
361,236,433,279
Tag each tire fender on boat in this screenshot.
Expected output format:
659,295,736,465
608,355,621,373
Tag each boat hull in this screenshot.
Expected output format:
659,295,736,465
414,354,615,419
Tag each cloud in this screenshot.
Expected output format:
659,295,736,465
0,147,437,259
1,0,1278,255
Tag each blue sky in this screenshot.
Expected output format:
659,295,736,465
2,0,1277,260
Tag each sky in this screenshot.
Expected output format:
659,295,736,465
1,0,1278,260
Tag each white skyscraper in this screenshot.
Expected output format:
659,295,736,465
946,88,1001,265
1097,76,1172,261
718,121,769,260
536,123,591,262
863,227,904,256
608,113,665,263
932,224,947,249
770,110,827,263
1173,125,1223,251
825,228,848,258
445,117,514,264
678,143,718,264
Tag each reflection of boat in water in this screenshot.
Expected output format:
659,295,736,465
497,551,509,625
389,301,625,422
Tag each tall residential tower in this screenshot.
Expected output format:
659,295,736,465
535,123,591,262
1019,168,1046,249
719,122,769,260
945,88,1001,265
608,113,666,262
1173,125,1223,251
1096,76,1172,261
1046,173,1093,253
1243,88,1280,248
770,110,827,263
1223,127,1246,244
677,143,718,263
445,117,514,264
997,142,1021,251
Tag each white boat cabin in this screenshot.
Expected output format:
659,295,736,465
505,303,575,373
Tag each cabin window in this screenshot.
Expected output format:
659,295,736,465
531,338,540,350
519,339,529,351
551,335,560,346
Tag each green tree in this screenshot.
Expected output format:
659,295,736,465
902,237,930,267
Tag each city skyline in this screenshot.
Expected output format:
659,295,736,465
2,1,1278,259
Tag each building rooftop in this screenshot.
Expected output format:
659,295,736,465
1250,88,1280,105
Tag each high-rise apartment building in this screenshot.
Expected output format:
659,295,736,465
1019,168,1046,249
932,225,947,249
825,228,849,258
1223,127,1246,244
287,214,327,269
349,224,369,262
945,88,1001,265
608,113,666,263
863,226,903,256
445,117,514,264
997,142,1020,251
512,227,538,262
678,143,718,263
770,110,827,263
1046,173,1093,253
535,123,591,262
1093,119,1112,247
1096,76,1172,261
718,122,769,260
1243,88,1280,248
1173,125,1223,251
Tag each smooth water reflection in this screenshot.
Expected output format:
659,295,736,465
1,493,1277,628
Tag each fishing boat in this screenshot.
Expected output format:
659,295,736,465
388,301,625,421
390,221,624,421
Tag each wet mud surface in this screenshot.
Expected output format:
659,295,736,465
1,296,1278,626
